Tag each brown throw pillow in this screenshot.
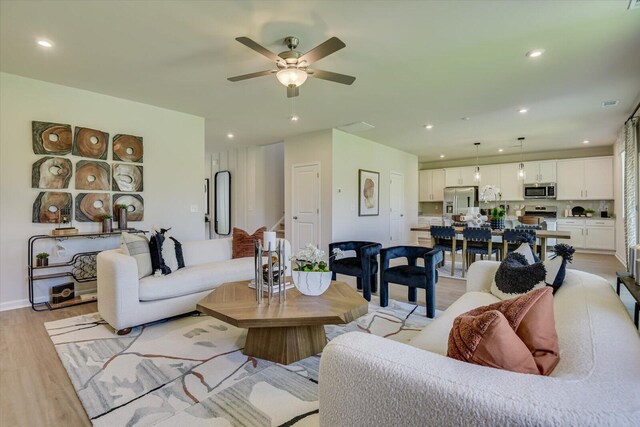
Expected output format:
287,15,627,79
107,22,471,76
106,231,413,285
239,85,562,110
448,287,560,375
232,227,266,259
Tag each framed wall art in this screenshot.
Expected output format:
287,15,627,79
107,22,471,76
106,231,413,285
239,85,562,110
358,169,379,216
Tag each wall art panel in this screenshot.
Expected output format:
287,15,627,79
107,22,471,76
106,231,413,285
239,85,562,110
113,193,144,221
32,192,72,223
75,193,111,222
72,127,109,159
32,121,72,155
112,163,143,192
113,134,143,163
31,157,72,189
75,160,110,191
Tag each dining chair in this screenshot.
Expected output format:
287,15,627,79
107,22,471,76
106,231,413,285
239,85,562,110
329,241,381,301
430,226,462,276
502,228,539,261
461,226,500,277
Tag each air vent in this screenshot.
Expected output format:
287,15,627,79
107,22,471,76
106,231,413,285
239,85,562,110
337,121,375,133
602,100,619,107
629,0,640,10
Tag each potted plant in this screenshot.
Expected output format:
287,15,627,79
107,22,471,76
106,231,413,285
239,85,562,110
490,207,506,229
115,204,128,230
101,213,113,233
36,252,49,267
290,244,343,296
585,209,595,218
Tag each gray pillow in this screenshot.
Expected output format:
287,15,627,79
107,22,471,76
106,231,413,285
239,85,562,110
121,232,152,279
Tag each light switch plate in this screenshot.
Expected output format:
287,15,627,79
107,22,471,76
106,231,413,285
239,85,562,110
190,204,199,213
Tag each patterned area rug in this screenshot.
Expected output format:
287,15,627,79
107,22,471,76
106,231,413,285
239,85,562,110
45,298,434,426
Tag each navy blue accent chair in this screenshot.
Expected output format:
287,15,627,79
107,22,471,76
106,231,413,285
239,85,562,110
430,226,462,276
329,241,381,301
380,246,444,318
461,227,499,276
502,228,540,261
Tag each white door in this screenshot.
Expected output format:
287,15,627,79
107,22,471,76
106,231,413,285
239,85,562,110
538,161,557,183
444,168,461,187
418,170,430,202
390,172,405,245
431,169,445,201
556,159,584,200
583,158,613,200
292,163,320,252
499,163,524,200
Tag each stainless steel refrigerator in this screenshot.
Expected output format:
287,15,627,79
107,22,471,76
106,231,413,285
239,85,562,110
443,187,478,220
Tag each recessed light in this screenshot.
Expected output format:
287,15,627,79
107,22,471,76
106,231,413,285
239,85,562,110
583,140,589,144
526,49,545,58
36,39,54,48
227,133,234,139
461,117,470,121
290,115,299,122
518,108,528,114
439,154,445,158
424,124,434,130
498,148,504,152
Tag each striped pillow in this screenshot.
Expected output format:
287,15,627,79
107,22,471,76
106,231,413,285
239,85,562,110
121,232,152,279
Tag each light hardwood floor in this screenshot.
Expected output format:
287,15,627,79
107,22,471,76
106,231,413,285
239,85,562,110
0,253,630,427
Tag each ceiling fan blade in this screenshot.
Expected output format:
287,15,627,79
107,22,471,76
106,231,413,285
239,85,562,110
298,37,346,65
308,69,356,85
287,85,299,98
227,70,276,82
235,37,282,63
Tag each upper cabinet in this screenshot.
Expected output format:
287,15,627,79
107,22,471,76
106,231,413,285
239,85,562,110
419,169,445,202
556,157,613,200
499,163,524,201
479,164,500,189
445,166,478,187
524,160,556,184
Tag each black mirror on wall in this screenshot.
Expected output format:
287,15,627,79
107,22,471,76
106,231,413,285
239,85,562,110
214,170,231,235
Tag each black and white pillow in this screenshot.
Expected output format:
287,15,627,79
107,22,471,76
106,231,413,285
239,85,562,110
490,243,574,300
149,228,185,275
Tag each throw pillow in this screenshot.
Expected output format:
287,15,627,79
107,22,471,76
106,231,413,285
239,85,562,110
490,252,547,300
149,228,171,275
232,227,266,259
547,243,575,293
513,242,536,265
162,235,179,272
121,232,152,279
448,287,560,375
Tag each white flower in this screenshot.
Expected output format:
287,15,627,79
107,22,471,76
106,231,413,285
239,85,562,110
480,185,502,203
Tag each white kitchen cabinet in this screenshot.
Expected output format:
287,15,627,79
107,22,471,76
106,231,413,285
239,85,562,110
444,168,460,187
499,163,524,200
524,161,556,184
584,227,615,250
557,218,615,250
479,164,500,188
556,157,613,200
419,169,446,202
557,224,585,248
445,167,478,187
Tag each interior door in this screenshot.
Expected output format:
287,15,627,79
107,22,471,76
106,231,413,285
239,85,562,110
390,172,405,245
292,163,320,252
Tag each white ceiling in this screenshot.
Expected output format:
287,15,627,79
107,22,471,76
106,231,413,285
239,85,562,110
1,1,639,161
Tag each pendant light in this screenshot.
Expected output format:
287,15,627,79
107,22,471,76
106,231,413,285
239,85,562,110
473,142,481,183
517,137,526,180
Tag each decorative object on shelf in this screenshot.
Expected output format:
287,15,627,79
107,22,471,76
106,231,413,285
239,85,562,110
72,127,109,159
50,283,75,305
571,206,585,216
480,185,503,228
115,203,129,230
585,209,595,218
32,191,72,223
75,160,110,190
101,214,112,233
31,157,72,189
358,169,379,216
36,252,49,267
75,193,111,222
112,194,144,221
473,142,481,183
32,121,72,155
517,137,526,180
112,134,143,163
490,207,506,229
253,237,287,304
51,206,78,235
290,244,343,296
112,163,143,192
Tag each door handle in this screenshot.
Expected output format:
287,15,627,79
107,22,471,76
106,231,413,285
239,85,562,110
293,216,298,220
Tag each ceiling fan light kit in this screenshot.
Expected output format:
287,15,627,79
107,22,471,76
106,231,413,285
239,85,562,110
228,35,355,98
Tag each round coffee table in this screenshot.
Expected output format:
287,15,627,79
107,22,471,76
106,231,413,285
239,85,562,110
196,280,368,365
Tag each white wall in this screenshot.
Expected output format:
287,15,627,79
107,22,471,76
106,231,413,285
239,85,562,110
0,73,205,309
614,131,626,265
332,129,418,246
284,130,333,253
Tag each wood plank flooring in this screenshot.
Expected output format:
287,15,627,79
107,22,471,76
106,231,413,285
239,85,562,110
0,253,629,427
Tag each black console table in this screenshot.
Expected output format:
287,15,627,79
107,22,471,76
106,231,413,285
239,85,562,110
28,230,144,311
615,272,640,328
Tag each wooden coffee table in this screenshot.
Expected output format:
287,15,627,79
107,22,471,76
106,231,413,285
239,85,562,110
197,280,368,364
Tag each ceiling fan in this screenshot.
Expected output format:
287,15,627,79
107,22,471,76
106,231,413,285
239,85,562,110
227,36,356,98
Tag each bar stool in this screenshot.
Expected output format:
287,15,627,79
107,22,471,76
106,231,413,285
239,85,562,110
430,226,462,276
462,227,500,277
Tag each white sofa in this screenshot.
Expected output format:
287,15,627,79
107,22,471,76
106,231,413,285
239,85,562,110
319,261,640,426
97,237,290,331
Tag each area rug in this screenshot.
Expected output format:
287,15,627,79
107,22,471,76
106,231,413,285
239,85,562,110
45,298,435,426
437,258,465,279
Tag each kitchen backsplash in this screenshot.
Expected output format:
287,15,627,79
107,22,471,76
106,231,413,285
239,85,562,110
419,199,614,218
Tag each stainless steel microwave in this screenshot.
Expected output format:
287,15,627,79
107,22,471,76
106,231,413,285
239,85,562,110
523,183,556,199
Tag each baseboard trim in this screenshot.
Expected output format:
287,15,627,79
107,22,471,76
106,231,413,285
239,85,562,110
615,253,627,269
0,298,31,312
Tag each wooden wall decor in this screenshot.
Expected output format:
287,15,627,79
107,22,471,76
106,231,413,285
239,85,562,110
32,121,72,155
113,134,143,163
32,192,72,223
112,163,143,192
32,157,72,189
113,193,144,221
72,127,109,159
75,193,111,222
75,160,110,191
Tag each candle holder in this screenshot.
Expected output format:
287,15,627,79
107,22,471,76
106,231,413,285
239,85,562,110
254,238,287,305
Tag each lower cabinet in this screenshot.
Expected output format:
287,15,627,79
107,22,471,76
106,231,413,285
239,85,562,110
584,227,615,251
557,219,615,250
557,225,585,249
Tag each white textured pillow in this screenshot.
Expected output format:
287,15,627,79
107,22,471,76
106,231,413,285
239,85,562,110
121,232,152,279
513,243,536,265
161,234,179,272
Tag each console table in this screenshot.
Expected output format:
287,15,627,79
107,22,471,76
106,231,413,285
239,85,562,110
28,230,144,311
615,272,640,328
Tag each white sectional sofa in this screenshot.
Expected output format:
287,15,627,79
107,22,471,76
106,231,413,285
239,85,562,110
97,237,290,331
319,261,640,426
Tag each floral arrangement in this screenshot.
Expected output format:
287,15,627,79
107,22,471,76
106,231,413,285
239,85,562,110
291,244,343,272
479,185,501,204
